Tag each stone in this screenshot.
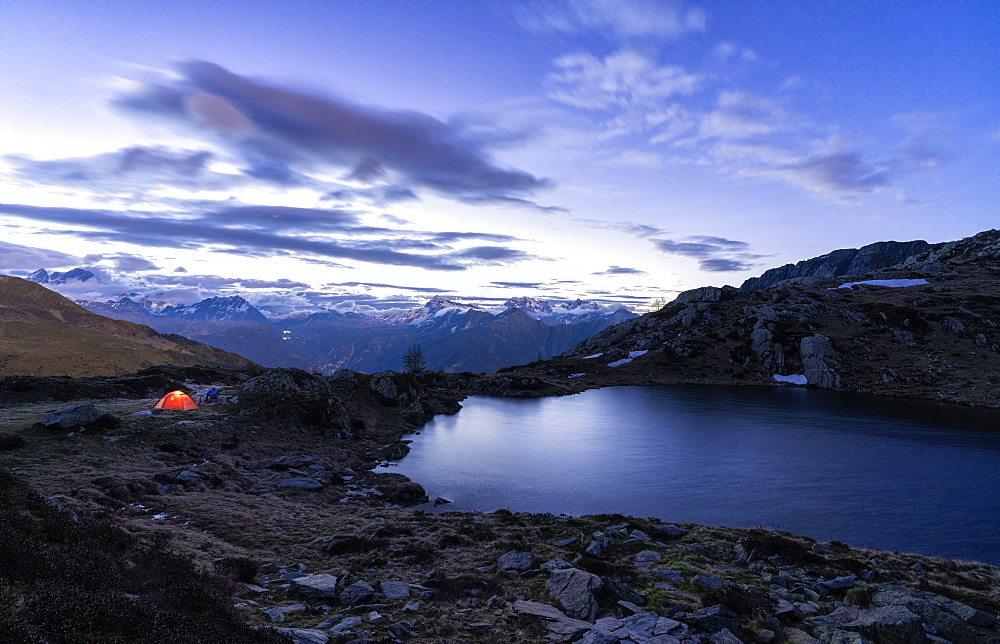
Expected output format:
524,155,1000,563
585,539,606,557
329,616,363,634
542,558,574,571
815,573,856,594
710,629,746,643
339,580,375,605
653,524,689,539
783,628,823,644
800,334,841,389
869,582,999,642
691,574,727,593
546,567,604,621
272,627,329,644
388,621,418,638
290,573,338,599
497,550,533,571
278,478,324,490
692,605,740,633
402,600,421,612
634,550,662,570
380,581,410,600
175,470,202,481
261,604,307,622
630,529,653,541
552,537,577,546
513,600,593,637
653,569,685,584
753,629,775,643
41,404,119,430
267,455,315,469
838,605,923,643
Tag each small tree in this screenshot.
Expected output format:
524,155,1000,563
402,343,427,374
648,296,669,312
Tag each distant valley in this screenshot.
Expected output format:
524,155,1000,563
25,269,638,374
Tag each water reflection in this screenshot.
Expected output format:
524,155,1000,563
393,386,1000,564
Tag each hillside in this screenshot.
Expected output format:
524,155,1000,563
466,230,1000,408
84,297,313,370
0,276,255,377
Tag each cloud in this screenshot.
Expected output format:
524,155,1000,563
449,246,538,265
651,235,761,271
488,281,546,289
82,253,160,271
547,51,700,112
5,146,236,193
0,203,542,272
515,0,707,41
326,281,452,293
769,152,890,196
592,265,647,275
0,240,81,271
114,60,551,203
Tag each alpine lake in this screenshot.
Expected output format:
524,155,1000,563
389,385,1000,565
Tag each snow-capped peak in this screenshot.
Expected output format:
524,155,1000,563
504,296,554,315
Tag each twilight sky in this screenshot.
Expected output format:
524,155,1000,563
0,0,995,314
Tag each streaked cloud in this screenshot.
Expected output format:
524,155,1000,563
515,0,707,41
592,265,647,275
0,240,82,271
114,60,552,204
0,203,542,272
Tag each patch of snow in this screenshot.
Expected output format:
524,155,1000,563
567,373,586,379
581,353,604,359
628,350,648,358
152,513,168,520
835,279,929,289
607,358,633,367
773,374,808,385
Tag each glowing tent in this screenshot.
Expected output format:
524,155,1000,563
154,390,198,411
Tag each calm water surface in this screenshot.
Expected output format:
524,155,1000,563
391,386,1000,564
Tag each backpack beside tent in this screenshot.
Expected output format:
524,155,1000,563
154,390,198,411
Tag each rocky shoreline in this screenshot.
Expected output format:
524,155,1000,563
1,367,998,643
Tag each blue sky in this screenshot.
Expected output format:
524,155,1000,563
0,0,995,314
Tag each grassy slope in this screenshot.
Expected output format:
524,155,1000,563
0,276,254,377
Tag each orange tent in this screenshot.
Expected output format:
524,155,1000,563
154,390,198,411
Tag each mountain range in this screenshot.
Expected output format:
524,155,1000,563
63,286,636,373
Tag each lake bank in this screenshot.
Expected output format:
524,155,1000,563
2,368,998,643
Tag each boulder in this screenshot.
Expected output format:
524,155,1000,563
40,404,119,430
828,605,922,643
497,550,533,572
546,567,604,621
278,478,324,490
800,334,841,389
869,582,1000,643
513,600,594,638
290,573,338,599
692,574,727,593
267,455,315,470
692,605,740,633
633,550,662,570
272,627,329,644
340,580,375,604
380,581,410,600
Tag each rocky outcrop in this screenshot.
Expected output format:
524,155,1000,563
800,335,841,389
546,568,605,621
39,404,120,431
740,240,932,291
